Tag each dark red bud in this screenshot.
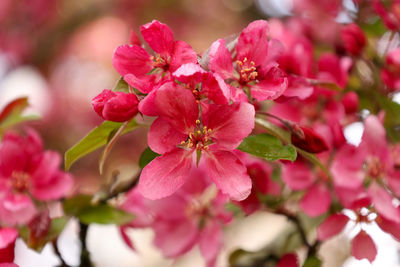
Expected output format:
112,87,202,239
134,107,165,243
28,210,51,247
291,125,329,153
277,253,299,267
340,23,366,56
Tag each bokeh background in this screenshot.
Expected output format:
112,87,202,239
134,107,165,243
1,0,399,266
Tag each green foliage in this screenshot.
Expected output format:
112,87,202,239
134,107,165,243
139,147,160,168
239,133,297,162
65,119,139,171
303,256,322,267
63,194,134,225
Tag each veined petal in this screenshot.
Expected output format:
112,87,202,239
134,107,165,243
317,213,349,241
369,182,400,224
155,82,198,133
140,20,174,57
169,40,198,73
209,39,234,80
204,150,251,201
351,231,377,263
199,220,222,267
0,194,36,226
300,184,331,217
138,149,192,200
112,45,152,76
32,172,73,201
237,20,270,66
282,161,316,190
251,67,288,101
203,102,255,150
148,117,187,154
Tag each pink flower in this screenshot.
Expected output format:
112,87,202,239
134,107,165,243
112,20,197,95
138,82,254,201
91,89,139,122
381,48,400,92
123,169,232,267
208,20,288,102
0,228,18,263
282,161,331,217
340,24,366,57
0,130,73,226
373,0,400,30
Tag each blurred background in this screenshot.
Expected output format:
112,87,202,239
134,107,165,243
1,0,399,266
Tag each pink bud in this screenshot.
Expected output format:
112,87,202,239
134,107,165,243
340,24,366,56
341,92,359,114
92,89,139,122
291,125,329,153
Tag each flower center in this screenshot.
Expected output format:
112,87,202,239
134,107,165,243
365,157,385,179
150,54,168,69
11,171,30,192
180,120,213,151
236,57,258,83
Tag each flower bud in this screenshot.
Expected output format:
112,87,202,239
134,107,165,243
340,23,366,56
341,91,359,114
291,125,329,153
92,89,139,122
277,253,299,267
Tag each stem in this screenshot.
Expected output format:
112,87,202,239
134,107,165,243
256,112,295,133
52,239,71,267
79,223,93,267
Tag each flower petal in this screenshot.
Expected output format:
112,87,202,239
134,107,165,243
204,150,251,201
282,161,316,190
300,184,331,217
351,231,377,263
0,194,36,226
138,149,192,200
251,67,288,101
112,45,152,76
317,213,349,241
148,117,187,154
140,20,174,57
32,172,73,201
237,20,270,66
169,40,197,73
203,102,255,150
209,39,234,80
369,182,400,223
199,220,222,267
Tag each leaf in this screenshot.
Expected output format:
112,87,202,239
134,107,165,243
65,119,139,171
375,95,400,142
63,194,134,225
254,117,291,143
139,147,160,168
112,77,130,93
302,256,322,267
0,97,40,137
238,134,297,162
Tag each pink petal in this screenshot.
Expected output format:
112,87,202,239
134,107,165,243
199,221,222,267
0,228,18,249
0,194,36,226
317,214,349,241
138,149,192,200
251,67,288,101
112,45,152,76
148,117,187,154
204,150,251,201
31,151,61,185
138,88,158,116
237,20,270,66
300,184,331,217
387,171,400,196
155,82,198,133
361,115,390,160
101,92,139,122
153,219,198,258
282,162,316,190
203,102,255,150
369,182,400,224
209,39,234,80
331,144,365,189
351,231,377,263
282,76,314,100
169,40,197,73
376,214,400,241
0,134,27,177
140,20,174,57
32,172,73,201
124,73,156,94
119,226,135,251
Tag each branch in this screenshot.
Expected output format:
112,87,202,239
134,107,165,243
52,239,71,267
79,223,93,267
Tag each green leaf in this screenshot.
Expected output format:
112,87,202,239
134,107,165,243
375,95,400,142
238,134,297,162
254,117,291,143
112,77,130,93
139,147,160,168
65,119,139,171
63,194,134,225
0,97,40,137
302,256,322,267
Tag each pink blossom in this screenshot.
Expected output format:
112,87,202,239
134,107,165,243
208,20,288,102
112,20,197,96
373,0,400,30
340,24,366,57
0,130,73,226
123,169,232,267
138,82,254,201
91,89,139,122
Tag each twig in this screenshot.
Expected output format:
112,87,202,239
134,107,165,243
52,239,71,267
79,222,93,267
